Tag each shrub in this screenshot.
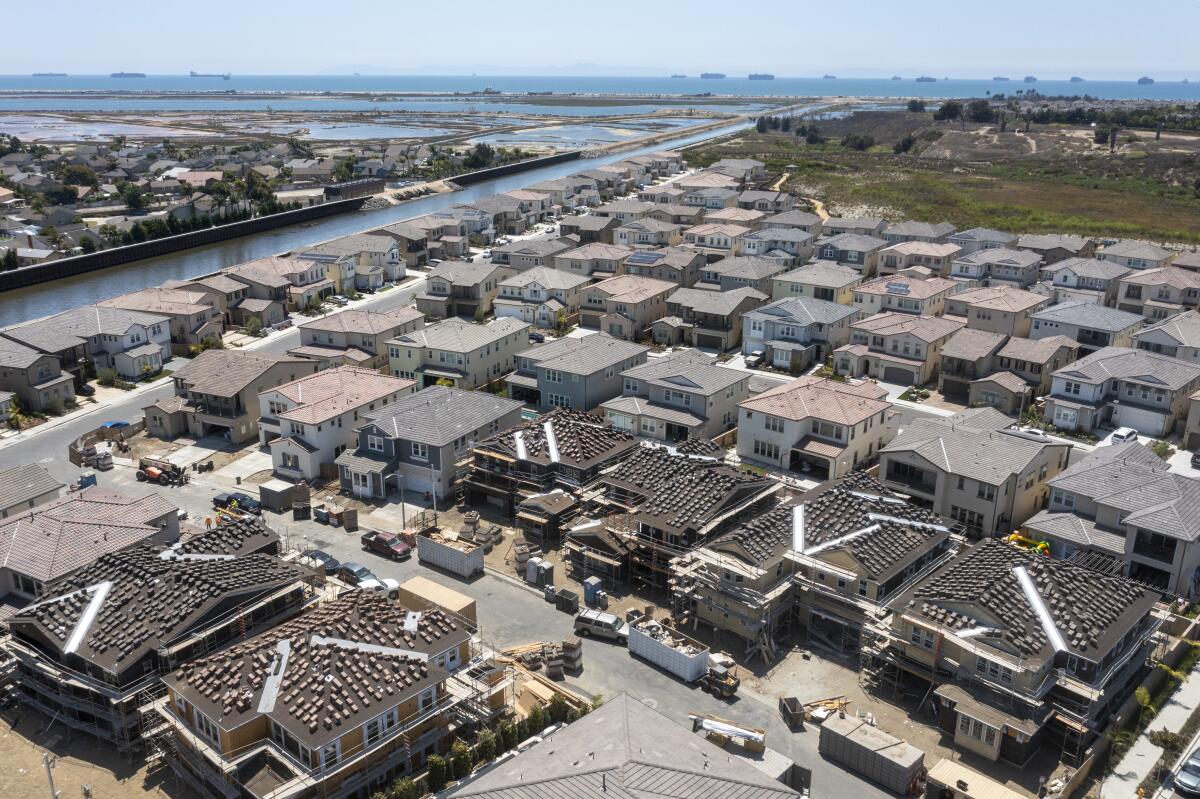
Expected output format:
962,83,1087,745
526,703,546,736
498,719,518,751
476,728,497,763
244,317,263,337
97,367,118,386
547,694,570,724
893,135,916,154
906,99,926,113
1151,439,1176,460
45,396,65,415
389,778,418,799
425,755,447,792
840,133,875,151
450,739,472,779
933,100,962,121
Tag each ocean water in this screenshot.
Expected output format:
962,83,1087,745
1,74,1195,107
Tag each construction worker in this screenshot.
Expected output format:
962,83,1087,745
205,516,213,530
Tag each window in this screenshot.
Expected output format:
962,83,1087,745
753,440,780,460
418,688,437,714
764,415,784,433
910,625,936,649
364,707,399,746
320,740,341,770
1051,489,1075,509
411,441,428,460
958,714,998,747
976,656,1014,684
548,393,572,408
977,483,996,501
194,711,221,747
545,369,563,383
281,452,300,470
624,378,639,393
367,435,384,453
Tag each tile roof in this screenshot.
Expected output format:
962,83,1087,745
852,311,965,342
954,247,1043,269
1024,510,1126,554
297,307,423,335
621,351,747,394
224,256,314,288
96,287,213,317
951,227,1019,244
1041,257,1131,281
0,336,49,368
704,256,788,281
0,463,62,512
1029,300,1144,332
478,409,638,471
856,274,957,300
521,333,648,375
972,370,1029,393
773,261,863,289
746,296,858,327
996,335,1078,362
174,350,313,398
588,275,676,303
426,260,507,287
668,286,767,316
390,317,528,353
498,266,589,291
901,538,1157,658
819,233,888,251
450,693,799,798
5,305,169,354
948,285,1048,313
1100,240,1173,261
882,407,1062,485
940,328,1008,361
1018,234,1093,254
1135,310,1200,348
1054,345,1200,390
600,395,706,428
740,375,890,425
1120,266,1200,289
267,367,415,425
364,386,522,446
763,209,822,228
880,241,961,257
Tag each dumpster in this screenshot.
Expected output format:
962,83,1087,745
818,715,924,795
292,503,311,521
314,505,330,524
555,589,580,614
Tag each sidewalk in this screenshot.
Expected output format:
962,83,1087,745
1103,665,1200,797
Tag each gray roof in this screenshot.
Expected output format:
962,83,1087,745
426,259,506,287
1134,310,1200,348
521,333,648,375
0,336,48,368
763,209,822,228
495,237,573,257
747,296,858,327
743,227,812,244
363,386,522,446
818,233,887,252
0,463,62,512
1054,345,1200,390
174,350,312,397
996,335,1078,363
391,317,528,353
668,286,767,316
1024,509,1126,554
1042,257,1131,281
451,693,799,798
1099,240,1173,261
705,256,788,281
951,227,1019,244
940,328,1008,361
4,305,168,354
298,307,423,335
884,220,956,238
774,261,862,289
621,350,747,394
882,407,1064,485
1031,300,1144,332
498,266,589,291
955,247,1042,268
1017,233,1093,254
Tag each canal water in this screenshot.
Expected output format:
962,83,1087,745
0,120,756,327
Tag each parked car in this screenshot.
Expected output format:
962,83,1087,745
1176,749,1200,795
212,491,263,515
1192,451,1200,469
361,530,413,561
358,577,401,595
334,562,376,584
101,420,130,429
744,350,764,368
528,331,546,344
573,609,630,643
1111,427,1139,444
301,549,340,572
329,295,349,307
77,384,96,397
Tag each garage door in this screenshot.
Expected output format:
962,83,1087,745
399,464,433,496
696,334,724,350
884,366,915,385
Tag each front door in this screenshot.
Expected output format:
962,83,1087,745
351,471,373,499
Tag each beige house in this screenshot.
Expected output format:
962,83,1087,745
552,242,634,280
1116,266,1200,321
995,335,1079,396
579,275,675,340
680,222,751,255
0,338,75,412
771,261,863,303
876,241,962,277
852,274,958,317
290,307,424,369
736,376,895,480
386,317,529,389
613,219,682,248
415,260,513,320
880,406,1071,537
96,287,224,355
493,267,590,328
943,285,1049,337
621,246,706,287
223,255,335,312
835,312,966,386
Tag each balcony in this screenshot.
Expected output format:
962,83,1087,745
1132,537,1176,565
884,468,937,497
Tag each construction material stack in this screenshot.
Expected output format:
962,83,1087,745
543,641,565,680
562,636,583,673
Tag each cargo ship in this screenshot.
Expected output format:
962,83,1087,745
670,74,686,79
748,73,774,80
916,75,936,82
1024,75,1038,83
111,72,146,78
700,73,726,79
1137,76,1155,85
822,74,836,80
190,70,232,80
1070,76,1085,83
992,76,1010,81
890,76,901,80
32,72,67,77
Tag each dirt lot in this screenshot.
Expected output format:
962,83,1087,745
0,704,196,799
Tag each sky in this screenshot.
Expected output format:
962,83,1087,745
6,0,1198,79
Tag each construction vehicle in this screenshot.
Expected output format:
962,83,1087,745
135,457,189,486
698,664,740,699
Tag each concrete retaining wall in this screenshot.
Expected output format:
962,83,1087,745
452,151,581,186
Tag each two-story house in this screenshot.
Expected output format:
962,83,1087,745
224,255,335,312
621,247,706,287
737,227,814,265
994,335,1079,396
291,308,424,369
592,199,654,222
822,216,887,237
415,260,513,320
1029,300,1144,354
338,386,523,501
680,222,751,255
738,190,794,213
705,206,765,229
259,367,417,480
504,333,647,411
881,406,1071,536
1116,266,1200,320
1043,346,1200,436
298,233,405,291
657,286,767,352
1097,240,1174,271
737,376,895,480
938,328,1010,400
1017,233,1095,265
367,221,430,268
490,236,572,271
683,187,739,209
741,296,860,370
386,317,529,390
771,260,864,303
161,275,249,325
876,242,962,277
814,233,887,275
614,218,682,248
1038,257,1131,306
1134,310,1200,363
643,203,705,228
552,242,634,280
557,214,618,244
579,275,674,340
97,287,224,356
947,227,1019,255
697,255,787,293
852,274,959,317
763,209,824,235
943,285,1049,337
601,351,749,442
835,312,965,386
882,220,956,244
492,266,589,328
949,248,1043,288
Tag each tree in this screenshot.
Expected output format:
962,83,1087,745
40,226,63,247
79,236,99,254
97,367,118,386
463,142,496,170
425,755,448,792
389,778,419,799
129,222,147,243
755,116,769,133
59,164,99,187
526,703,546,735
120,182,147,210
893,135,916,154
450,739,472,779
476,728,497,763
840,133,875,151
933,100,962,121
906,99,926,113
547,694,570,724
1,248,17,270
966,99,995,123
98,224,123,245
497,719,518,751
42,185,79,206
781,116,791,132
244,316,263,337
804,126,825,145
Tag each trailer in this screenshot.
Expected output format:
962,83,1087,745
627,618,710,683
818,715,925,796
417,531,485,579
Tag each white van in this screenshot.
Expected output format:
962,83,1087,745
1111,427,1139,444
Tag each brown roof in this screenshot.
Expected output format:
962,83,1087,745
949,285,1048,313
266,367,415,424
941,328,1008,361
298,307,423,335
853,312,965,342
174,349,314,398
856,275,958,300
739,375,891,425
973,371,1030,393
996,335,1078,363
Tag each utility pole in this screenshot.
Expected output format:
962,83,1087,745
42,753,61,799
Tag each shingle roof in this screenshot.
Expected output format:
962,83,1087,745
1030,300,1144,332
0,336,49,368
941,328,1008,361
1119,266,1200,289
174,350,312,398
883,220,956,239
747,296,858,326
668,286,767,316
820,233,888,251
852,312,965,342
1054,345,1200,390
763,209,822,228
740,375,890,424
954,247,1043,268
773,261,863,289
951,227,1019,244
297,307,423,335
882,407,1062,485
363,386,522,446
391,317,528,353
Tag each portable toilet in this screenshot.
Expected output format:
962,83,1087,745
583,576,603,605
536,560,554,587
78,471,97,489
526,556,543,584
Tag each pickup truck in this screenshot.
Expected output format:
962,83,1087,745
361,530,413,561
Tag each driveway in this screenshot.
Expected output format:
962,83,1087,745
161,434,229,467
